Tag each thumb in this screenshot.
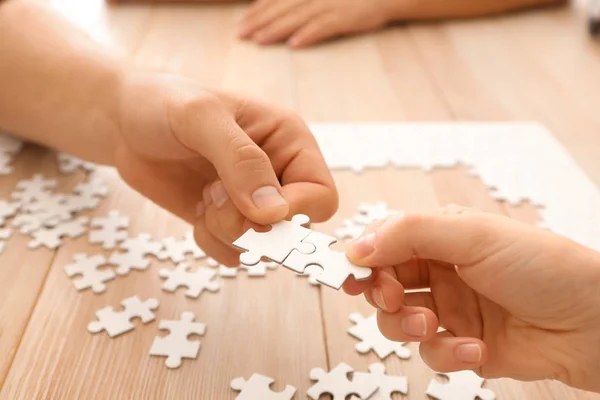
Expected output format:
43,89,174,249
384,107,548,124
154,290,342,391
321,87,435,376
169,93,289,225
345,206,517,268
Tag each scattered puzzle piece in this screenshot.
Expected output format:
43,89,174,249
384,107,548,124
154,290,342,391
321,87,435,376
27,216,89,249
64,253,115,293
308,362,378,400
218,261,278,278
88,296,159,337
0,200,18,226
283,231,372,290
0,132,24,155
159,263,220,298
25,193,78,223
334,219,365,241
233,214,315,266
108,233,162,275
348,313,411,360
0,153,13,175
426,371,495,400
353,202,399,225
350,363,408,400
231,373,296,400
57,153,96,174
0,228,12,254
89,210,129,249
12,174,56,206
157,232,205,263
149,312,206,369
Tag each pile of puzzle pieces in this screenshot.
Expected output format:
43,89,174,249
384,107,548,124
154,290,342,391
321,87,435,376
0,132,497,399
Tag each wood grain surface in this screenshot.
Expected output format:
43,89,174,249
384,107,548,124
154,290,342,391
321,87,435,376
1,1,599,399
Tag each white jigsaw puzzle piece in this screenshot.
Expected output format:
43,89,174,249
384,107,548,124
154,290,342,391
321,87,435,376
233,214,315,266
57,153,96,174
353,202,399,225
157,232,206,263
0,200,18,226
334,219,365,241
149,312,206,369
350,363,408,400
0,228,12,254
64,253,115,293
88,296,159,337
0,132,24,154
348,313,411,359
12,174,56,206
109,233,162,275
308,362,378,400
219,261,278,278
283,231,372,290
159,263,220,298
27,216,89,249
231,373,296,400
426,370,495,400
89,210,129,249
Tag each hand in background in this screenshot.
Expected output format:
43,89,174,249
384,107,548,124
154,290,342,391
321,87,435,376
344,206,600,393
238,0,393,47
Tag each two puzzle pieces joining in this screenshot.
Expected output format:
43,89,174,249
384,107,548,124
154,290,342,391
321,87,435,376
233,214,371,290
231,374,296,400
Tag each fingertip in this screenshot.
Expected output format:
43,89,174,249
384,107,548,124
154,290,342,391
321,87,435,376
377,306,439,343
420,336,488,373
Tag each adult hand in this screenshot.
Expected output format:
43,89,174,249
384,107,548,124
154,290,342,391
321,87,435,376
114,72,338,266
344,206,600,392
238,0,393,47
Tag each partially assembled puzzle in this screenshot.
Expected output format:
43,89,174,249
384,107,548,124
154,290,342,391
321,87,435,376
233,214,372,290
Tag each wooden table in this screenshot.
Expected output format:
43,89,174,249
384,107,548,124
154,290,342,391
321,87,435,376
1,1,600,399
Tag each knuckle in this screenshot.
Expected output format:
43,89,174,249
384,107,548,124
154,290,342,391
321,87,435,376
167,91,221,132
229,140,271,173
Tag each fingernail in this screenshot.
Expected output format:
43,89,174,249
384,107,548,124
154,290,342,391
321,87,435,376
401,313,427,337
203,185,212,206
252,186,287,209
211,181,229,209
348,233,376,258
371,287,387,311
196,201,205,217
456,344,482,363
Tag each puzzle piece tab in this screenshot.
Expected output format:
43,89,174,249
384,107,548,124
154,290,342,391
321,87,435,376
231,374,296,400
88,296,159,337
149,312,206,369
233,214,314,266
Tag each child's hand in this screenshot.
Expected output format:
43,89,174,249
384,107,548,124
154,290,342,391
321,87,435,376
113,72,338,266
344,206,600,392
238,0,393,47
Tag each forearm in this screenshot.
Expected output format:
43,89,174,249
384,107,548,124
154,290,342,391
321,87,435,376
384,0,567,20
0,0,124,165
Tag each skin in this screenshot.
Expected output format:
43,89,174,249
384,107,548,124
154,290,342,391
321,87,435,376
0,0,338,265
111,0,567,47
343,205,600,393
